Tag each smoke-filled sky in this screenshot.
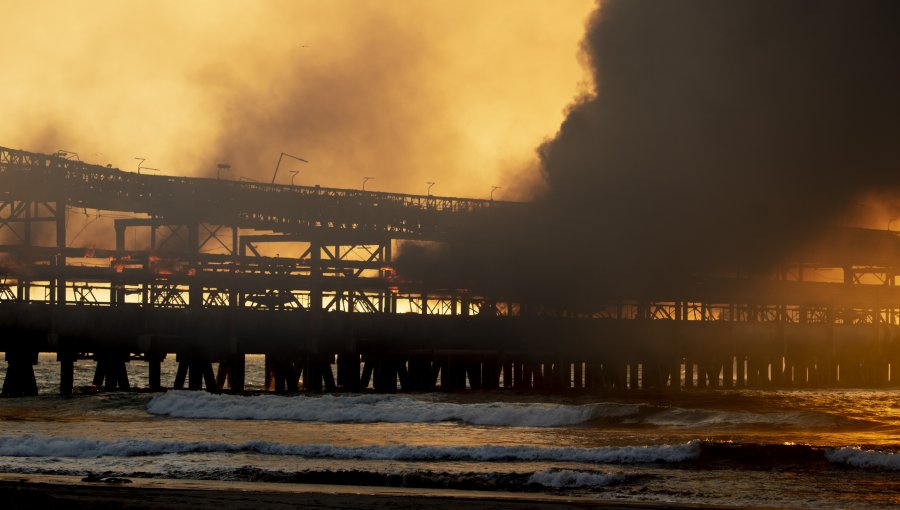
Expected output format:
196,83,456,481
538,0,900,283
5,0,900,303
0,0,593,198
398,0,900,303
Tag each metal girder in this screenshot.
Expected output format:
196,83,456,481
150,283,187,308
0,146,518,240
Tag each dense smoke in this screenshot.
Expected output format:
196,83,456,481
397,0,900,305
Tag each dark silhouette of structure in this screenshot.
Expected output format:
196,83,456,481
0,147,898,396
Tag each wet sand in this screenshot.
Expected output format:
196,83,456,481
0,473,762,510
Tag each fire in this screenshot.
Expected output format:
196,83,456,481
109,254,133,273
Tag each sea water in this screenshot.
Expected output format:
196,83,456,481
0,354,898,508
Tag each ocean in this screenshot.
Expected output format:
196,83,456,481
0,353,898,509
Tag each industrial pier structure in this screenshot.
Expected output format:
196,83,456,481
0,146,898,396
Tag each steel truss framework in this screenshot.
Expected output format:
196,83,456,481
1,145,899,318
1,147,900,395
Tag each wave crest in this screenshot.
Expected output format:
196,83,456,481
527,468,626,488
146,392,864,431
826,447,900,470
147,391,635,427
0,434,699,464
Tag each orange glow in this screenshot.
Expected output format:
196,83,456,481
109,254,134,272
0,1,593,199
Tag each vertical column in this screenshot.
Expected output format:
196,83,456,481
306,238,323,390
309,237,322,312
2,350,39,397
114,222,126,305
58,352,74,397
722,356,734,388
148,353,163,391
735,355,746,387
56,201,66,305
18,202,31,301
383,241,395,313
229,354,246,392
187,223,201,308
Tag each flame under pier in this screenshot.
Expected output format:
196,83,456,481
0,146,898,396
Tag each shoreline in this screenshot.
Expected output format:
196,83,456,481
0,473,772,510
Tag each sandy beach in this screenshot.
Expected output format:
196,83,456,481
0,473,759,510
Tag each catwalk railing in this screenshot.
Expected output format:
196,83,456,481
0,146,520,239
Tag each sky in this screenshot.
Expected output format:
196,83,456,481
3,0,899,279
0,0,594,200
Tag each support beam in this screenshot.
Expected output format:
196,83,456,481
2,350,38,397
58,352,75,396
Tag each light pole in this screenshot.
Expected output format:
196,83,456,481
271,151,308,184
426,181,435,196
217,163,231,180
290,170,299,186
134,157,159,175
490,185,501,200
362,176,374,191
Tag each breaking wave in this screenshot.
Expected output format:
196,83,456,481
3,434,898,475
527,468,626,488
826,447,900,470
147,391,636,427
0,434,699,464
146,391,863,431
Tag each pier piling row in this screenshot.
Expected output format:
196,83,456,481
2,308,899,395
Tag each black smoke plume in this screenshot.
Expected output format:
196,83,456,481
395,0,900,306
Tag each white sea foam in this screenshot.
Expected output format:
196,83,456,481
527,468,625,488
825,447,900,470
146,392,855,431
0,435,699,464
147,391,638,427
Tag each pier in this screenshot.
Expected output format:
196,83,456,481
1,147,898,396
